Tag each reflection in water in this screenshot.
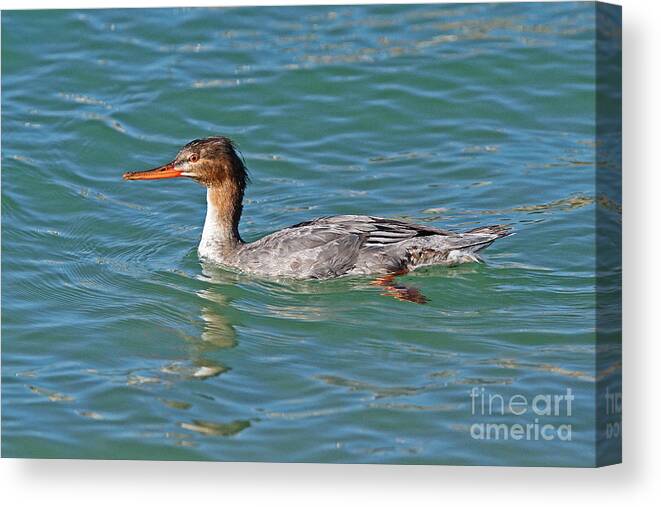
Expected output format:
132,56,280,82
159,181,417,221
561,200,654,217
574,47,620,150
372,271,429,304
196,261,356,327
161,361,228,380
316,374,434,399
197,288,237,349
148,264,254,441
180,419,251,437
28,384,74,402
177,264,241,382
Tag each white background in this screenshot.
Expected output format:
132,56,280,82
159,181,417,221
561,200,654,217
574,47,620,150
0,0,658,505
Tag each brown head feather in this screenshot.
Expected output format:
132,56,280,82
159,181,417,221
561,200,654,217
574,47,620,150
175,136,250,190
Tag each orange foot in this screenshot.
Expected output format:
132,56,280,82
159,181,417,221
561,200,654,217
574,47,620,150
372,270,428,304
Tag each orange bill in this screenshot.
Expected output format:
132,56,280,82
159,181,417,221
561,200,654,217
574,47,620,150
123,162,183,180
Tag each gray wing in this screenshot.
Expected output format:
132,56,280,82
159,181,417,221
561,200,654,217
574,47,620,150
238,215,452,278
287,215,452,245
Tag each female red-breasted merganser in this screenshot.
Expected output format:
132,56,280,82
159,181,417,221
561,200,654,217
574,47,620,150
123,136,511,284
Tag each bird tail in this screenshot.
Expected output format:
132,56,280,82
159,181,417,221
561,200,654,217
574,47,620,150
452,224,514,255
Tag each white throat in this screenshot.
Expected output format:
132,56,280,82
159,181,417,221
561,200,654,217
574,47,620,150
198,188,240,260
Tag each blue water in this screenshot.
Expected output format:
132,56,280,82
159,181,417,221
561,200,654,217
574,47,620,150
2,2,621,465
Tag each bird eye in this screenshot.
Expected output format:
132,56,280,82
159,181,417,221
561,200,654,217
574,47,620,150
189,153,199,163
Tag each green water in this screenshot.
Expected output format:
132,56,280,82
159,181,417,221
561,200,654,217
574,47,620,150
2,3,621,465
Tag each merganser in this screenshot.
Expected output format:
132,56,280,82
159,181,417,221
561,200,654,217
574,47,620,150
123,137,511,293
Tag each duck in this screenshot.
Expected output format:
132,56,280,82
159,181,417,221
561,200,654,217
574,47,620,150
123,136,511,299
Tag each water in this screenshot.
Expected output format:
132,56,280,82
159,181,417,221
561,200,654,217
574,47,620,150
2,3,621,465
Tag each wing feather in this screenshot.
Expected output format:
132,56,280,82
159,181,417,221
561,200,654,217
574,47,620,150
285,215,451,248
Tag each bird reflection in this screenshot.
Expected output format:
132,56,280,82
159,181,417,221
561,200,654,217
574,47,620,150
196,286,237,349
372,270,429,304
171,264,243,380
174,262,431,385
189,261,434,364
